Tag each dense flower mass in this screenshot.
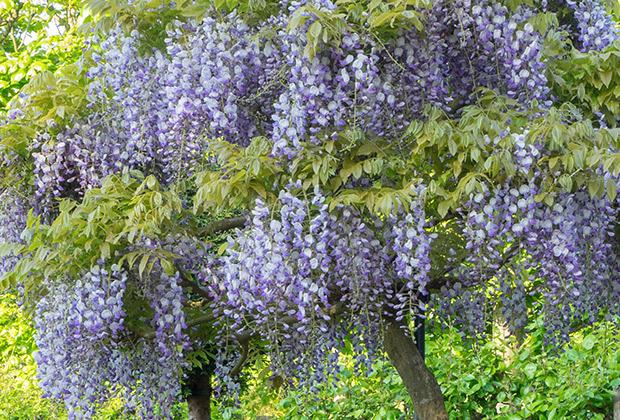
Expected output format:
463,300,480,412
441,132,620,342
29,0,615,210
567,0,619,51
0,189,28,277
32,237,202,418
34,265,129,418
0,0,619,417
211,185,431,381
449,0,551,106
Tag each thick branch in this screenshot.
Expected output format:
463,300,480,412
137,314,217,339
235,302,346,341
383,319,448,420
198,216,247,237
186,314,218,329
229,337,250,377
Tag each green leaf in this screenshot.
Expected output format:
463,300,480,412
523,363,537,379
100,242,111,260
370,11,398,28
588,178,602,198
600,70,612,88
582,334,596,350
548,157,559,170
218,242,229,255
138,253,150,278
160,258,175,276
146,175,157,189
437,200,451,218
606,181,617,201
497,391,506,402
309,20,322,39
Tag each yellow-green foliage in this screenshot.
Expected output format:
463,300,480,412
1,293,617,419
211,319,619,419
0,295,66,419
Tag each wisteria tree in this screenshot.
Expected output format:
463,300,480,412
0,0,619,418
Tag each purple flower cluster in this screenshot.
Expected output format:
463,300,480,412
32,232,206,418
386,1,452,114
443,131,619,342
389,201,433,321
0,189,28,277
271,27,397,156
126,270,190,418
31,120,128,216
437,281,489,338
526,190,619,343
160,17,274,146
443,176,538,336
144,271,188,350
32,17,276,213
34,265,128,418
567,0,618,51
449,0,551,107
212,185,431,382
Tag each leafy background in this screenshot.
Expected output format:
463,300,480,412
1,294,617,419
0,0,619,418
0,0,84,108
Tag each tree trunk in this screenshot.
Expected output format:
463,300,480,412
384,320,448,420
614,387,620,420
187,372,212,420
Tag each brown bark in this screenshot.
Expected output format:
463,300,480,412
384,320,448,420
187,373,212,420
614,387,620,420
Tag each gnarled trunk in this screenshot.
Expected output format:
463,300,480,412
384,320,448,420
187,372,212,420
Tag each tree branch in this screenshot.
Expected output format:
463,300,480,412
186,314,218,329
198,216,247,237
229,337,250,377
383,318,448,419
177,265,211,299
426,242,521,291
132,297,346,357
135,313,219,339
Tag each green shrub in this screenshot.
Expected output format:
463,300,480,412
0,295,65,419
0,294,616,419
214,319,619,419
429,319,619,419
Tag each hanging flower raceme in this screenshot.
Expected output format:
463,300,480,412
30,233,210,419
0,189,28,277
443,131,620,342
34,265,129,418
211,184,432,383
567,0,619,51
